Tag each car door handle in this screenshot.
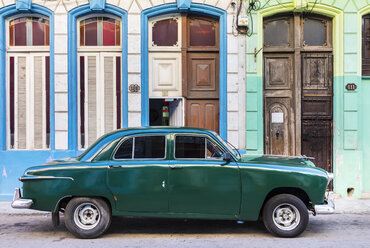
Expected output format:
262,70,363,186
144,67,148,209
108,165,122,169
170,165,183,169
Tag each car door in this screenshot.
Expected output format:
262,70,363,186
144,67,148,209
107,134,169,212
168,134,241,216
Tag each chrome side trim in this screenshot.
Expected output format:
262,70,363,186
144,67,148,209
263,154,315,160
20,176,74,181
11,188,33,209
314,191,335,214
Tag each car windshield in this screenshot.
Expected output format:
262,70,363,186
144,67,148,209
77,134,116,161
211,131,240,160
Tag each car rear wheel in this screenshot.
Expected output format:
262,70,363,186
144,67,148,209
65,197,111,239
262,194,308,237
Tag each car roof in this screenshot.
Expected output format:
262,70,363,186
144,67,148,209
104,126,215,137
78,127,220,161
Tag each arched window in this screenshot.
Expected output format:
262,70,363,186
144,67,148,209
79,17,120,46
7,15,50,150
77,15,122,149
9,16,49,46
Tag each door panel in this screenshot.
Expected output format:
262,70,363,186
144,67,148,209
264,98,292,155
263,53,294,155
87,55,97,146
301,96,332,119
187,53,218,99
169,161,240,215
186,100,219,133
301,120,332,172
107,161,169,212
301,53,333,172
78,53,121,148
264,54,293,90
302,53,333,96
149,53,182,97
7,54,49,150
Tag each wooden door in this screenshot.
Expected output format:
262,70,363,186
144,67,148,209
263,53,294,155
301,53,333,172
263,14,333,172
184,16,219,132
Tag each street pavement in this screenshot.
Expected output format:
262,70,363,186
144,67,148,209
1,198,370,248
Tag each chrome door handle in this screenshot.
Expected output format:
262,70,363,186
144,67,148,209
170,165,183,169
108,165,122,169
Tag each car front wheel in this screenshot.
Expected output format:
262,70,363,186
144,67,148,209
262,194,308,237
64,197,111,239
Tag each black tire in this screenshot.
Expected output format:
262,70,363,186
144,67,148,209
64,197,111,239
262,194,309,238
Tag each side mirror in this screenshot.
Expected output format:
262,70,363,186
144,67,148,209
223,152,232,162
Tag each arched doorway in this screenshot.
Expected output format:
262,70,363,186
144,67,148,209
148,14,220,133
77,15,123,149
6,15,51,150
263,13,333,172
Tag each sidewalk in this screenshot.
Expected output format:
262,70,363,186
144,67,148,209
1,198,370,215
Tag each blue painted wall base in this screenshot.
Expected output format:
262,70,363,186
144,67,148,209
0,150,83,201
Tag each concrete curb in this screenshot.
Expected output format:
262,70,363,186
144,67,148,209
334,198,370,215
1,198,370,216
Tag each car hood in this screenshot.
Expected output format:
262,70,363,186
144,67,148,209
240,155,317,168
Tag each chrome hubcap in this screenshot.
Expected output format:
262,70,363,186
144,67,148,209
272,203,300,231
74,203,101,230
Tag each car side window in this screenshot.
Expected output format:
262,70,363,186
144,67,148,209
206,139,223,159
175,136,205,158
114,136,166,160
134,136,166,159
175,136,223,159
114,138,133,159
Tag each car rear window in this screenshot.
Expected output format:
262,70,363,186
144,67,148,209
114,136,166,159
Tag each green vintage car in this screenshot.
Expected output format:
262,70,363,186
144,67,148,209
12,127,334,238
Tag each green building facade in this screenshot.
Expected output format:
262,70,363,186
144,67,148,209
246,0,370,198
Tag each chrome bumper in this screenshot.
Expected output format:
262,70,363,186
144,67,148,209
11,188,33,209
314,191,335,214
